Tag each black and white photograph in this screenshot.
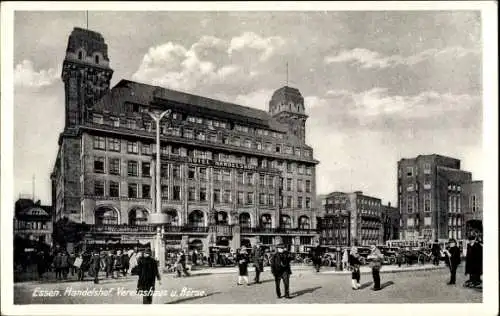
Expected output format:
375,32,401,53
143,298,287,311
1,2,497,316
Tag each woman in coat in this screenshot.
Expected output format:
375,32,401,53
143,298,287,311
236,247,250,286
349,241,361,290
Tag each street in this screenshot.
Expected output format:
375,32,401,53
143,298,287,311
14,265,481,304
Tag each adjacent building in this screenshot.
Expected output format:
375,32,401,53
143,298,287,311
51,27,320,254
462,180,483,239
397,154,478,241
14,197,53,246
319,191,383,247
382,202,399,242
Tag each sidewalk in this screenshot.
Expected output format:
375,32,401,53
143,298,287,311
167,263,446,276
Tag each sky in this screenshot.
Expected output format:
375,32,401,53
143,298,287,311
13,10,483,206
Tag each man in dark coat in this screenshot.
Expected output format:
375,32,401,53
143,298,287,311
136,249,161,304
271,245,293,299
465,237,483,285
252,243,264,284
431,240,441,266
444,239,461,285
311,244,322,273
89,251,101,284
105,251,115,278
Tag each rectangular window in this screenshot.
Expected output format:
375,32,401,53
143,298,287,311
108,138,120,152
188,187,196,201
223,190,231,203
173,186,181,200
127,141,138,154
184,129,194,139
306,167,312,175
286,196,292,208
127,161,138,177
233,137,241,147
259,193,266,205
213,169,221,182
94,180,105,196
244,139,252,148
256,142,262,150
407,184,414,192
128,183,138,198
173,165,180,179
295,148,301,156
196,131,206,141
286,163,292,173
298,165,304,175
141,162,151,177
286,178,292,191
237,171,244,184
407,196,414,213
259,174,265,186
265,142,272,152
109,158,120,175
424,193,431,212
269,194,275,207
247,192,254,205
276,145,281,153
127,119,137,130
306,197,311,209
246,172,253,185
298,197,303,208
142,184,151,199
161,185,168,199
406,167,414,177
285,146,292,154
305,180,311,193
304,150,310,157
200,187,207,201
93,114,103,124
237,191,244,205
424,163,431,174
199,168,207,181
109,181,119,197
160,163,168,178
141,143,151,155
94,157,105,173
214,189,221,203
111,117,120,127
407,218,415,227
93,136,106,150
223,170,231,182
424,216,432,226
297,179,303,192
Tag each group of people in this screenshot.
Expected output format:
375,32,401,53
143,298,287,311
441,237,483,287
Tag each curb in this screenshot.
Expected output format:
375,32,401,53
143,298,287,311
320,266,447,275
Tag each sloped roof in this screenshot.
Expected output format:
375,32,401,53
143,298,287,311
93,79,288,132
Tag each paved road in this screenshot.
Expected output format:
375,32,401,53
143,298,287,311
14,265,481,304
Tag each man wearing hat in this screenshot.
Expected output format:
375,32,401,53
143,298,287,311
89,251,101,284
271,243,293,299
136,248,161,304
252,243,264,284
444,238,461,285
465,236,483,287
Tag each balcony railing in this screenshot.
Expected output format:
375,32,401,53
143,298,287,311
209,225,232,235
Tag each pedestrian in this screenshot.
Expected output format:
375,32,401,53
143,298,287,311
36,251,47,280
431,240,441,266
114,250,123,278
311,243,322,273
176,251,190,277
192,249,198,267
136,249,161,304
465,236,482,286
61,251,70,280
236,247,250,286
74,252,85,281
443,238,461,285
396,248,403,268
349,241,361,290
105,251,115,278
367,244,384,291
121,250,130,277
271,244,293,299
252,243,264,284
89,251,101,284
342,249,349,271
53,252,62,280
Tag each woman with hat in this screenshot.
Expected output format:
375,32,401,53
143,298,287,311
443,238,461,285
236,247,250,286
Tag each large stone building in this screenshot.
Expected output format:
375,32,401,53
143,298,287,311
51,27,320,254
397,154,478,241
319,191,383,247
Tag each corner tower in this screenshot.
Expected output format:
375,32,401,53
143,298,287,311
268,86,308,142
61,27,113,128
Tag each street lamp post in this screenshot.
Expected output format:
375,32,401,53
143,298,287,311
147,109,171,272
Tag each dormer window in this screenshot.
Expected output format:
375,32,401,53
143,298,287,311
95,55,100,64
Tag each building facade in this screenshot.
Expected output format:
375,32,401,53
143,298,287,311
462,180,483,239
51,27,320,254
14,198,53,246
319,191,383,247
397,154,473,241
382,202,399,242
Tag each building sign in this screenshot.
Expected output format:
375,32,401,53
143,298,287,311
159,155,279,173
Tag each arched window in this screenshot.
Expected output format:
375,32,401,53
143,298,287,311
239,213,251,228
280,215,292,229
78,51,83,60
95,207,118,225
215,211,228,225
188,210,204,227
298,216,310,229
128,208,148,226
260,214,272,229
95,55,100,64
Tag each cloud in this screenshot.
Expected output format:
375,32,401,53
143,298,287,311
14,60,60,88
132,32,287,93
325,46,479,69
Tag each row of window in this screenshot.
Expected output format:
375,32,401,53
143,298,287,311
448,195,462,213
14,220,50,230
284,178,312,192
405,194,432,213
399,164,432,178
93,136,314,173
403,182,433,192
93,181,155,199
448,230,462,240
279,196,312,209
404,217,432,227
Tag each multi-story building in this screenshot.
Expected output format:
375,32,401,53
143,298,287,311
462,180,483,239
319,191,383,247
14,198,53,246
397,154,473,241
382,202,399,242
50,27,320,254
